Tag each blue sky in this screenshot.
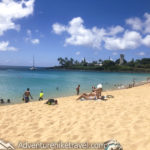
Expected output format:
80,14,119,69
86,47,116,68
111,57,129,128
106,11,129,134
0,0,150,67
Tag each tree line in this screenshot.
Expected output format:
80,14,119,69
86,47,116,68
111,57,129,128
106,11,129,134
49,57,150,72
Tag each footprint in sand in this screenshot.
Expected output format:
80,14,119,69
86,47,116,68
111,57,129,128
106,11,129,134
33,133,41,138
71,135,79,140
62,128,70,133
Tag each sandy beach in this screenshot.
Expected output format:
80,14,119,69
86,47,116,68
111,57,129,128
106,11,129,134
0,84,150,150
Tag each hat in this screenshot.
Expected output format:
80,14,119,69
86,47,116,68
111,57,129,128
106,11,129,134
97,83,102,88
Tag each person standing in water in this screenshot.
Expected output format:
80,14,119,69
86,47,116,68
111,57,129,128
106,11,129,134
23,88,33,103
92,86,96,92
76,85,80,95
39,90,44,100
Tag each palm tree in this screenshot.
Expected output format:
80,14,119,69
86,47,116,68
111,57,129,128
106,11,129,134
58,57,65,66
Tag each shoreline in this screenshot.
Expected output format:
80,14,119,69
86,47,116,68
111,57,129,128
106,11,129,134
46,67,150,73
0,79,149,107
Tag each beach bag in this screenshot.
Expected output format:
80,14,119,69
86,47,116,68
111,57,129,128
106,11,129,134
104,139,123,150
46,99,58,105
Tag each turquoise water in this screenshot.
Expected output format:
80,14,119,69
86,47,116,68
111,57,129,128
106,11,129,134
0,67,149,103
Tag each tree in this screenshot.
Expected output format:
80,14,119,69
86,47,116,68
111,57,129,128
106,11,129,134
140,58,150,65
98,59,103,63
58,57,65,66
81,58,88,66
91,61,97,65
69,58,74,66
127,59,135,67
103,60,115,69
74,60,80,65
115,58,127,65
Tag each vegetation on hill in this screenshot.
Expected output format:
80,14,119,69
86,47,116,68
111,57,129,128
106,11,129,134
47,57,150,72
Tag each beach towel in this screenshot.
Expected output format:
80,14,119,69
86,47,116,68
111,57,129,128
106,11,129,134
80,97,101,101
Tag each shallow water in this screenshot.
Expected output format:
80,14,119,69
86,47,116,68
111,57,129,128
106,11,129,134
0,67,149,103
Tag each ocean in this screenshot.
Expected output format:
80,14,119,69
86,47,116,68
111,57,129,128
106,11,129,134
0,66,149,104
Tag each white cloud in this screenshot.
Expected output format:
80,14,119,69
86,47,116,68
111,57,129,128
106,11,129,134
75,51,80,55
142,35,150,47
31,38,40,44
112,52,118,56
126,13,150,34
126,17,143,31
0,0,35,36
52,13,150,51
138,52,145,56
26,29,40,44
52,23,66,34
27,29,32,36
144,13,150,34
52,17,106,49
0,41,17,51
104,31,142,50
108,25,124,35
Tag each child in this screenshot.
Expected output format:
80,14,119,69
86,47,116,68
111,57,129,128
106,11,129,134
39,91,44,100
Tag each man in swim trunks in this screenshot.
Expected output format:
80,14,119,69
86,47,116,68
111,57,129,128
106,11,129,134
23,88,33,103
76,85,80,95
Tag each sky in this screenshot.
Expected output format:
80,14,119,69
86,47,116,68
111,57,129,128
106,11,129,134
0,0,150,67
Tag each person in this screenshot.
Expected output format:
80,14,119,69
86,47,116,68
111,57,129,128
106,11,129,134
132,78,136,87
7,99,11,103
147,77,150,83
76,85,80,95
76,94,97,100
0,99,4,104
82,88,96,97
93,84,102,99
92,86,96,92
76,83,102,100
23,88,33,103
39,90,44,100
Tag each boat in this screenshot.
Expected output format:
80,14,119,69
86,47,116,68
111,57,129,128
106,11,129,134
30,56,37,70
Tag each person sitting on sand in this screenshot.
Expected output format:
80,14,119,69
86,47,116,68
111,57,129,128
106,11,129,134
93,84,102,99
23,88,33,103
39,90,44,101
80,85,97,97
76,84,102,100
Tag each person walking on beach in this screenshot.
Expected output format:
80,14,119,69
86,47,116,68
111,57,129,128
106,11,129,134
23,88,33,103
39,90,44,100
76,85,80,95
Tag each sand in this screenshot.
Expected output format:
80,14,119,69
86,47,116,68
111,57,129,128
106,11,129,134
0,84,150,150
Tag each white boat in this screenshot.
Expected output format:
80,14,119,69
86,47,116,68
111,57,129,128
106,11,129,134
30,56,37,70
